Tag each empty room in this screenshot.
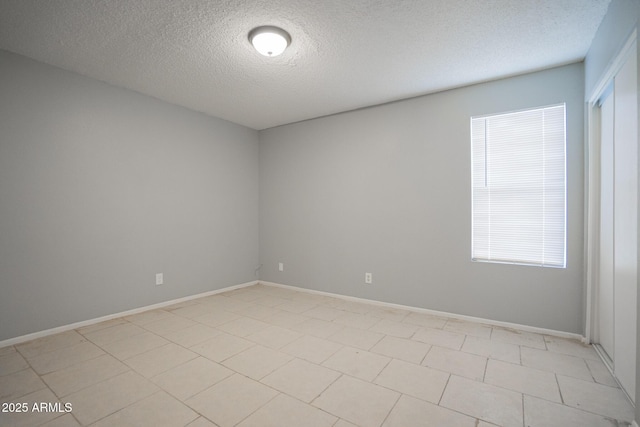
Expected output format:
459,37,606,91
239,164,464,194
0,0,639,426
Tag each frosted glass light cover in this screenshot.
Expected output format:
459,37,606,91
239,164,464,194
249,27,290,57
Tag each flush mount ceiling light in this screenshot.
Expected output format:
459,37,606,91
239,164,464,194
249,26,291,57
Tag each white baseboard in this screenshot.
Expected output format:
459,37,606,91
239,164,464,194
2,278,586,348
260,281,584,341
0,280,258,348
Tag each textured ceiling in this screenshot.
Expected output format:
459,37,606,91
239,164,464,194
0,0,610,130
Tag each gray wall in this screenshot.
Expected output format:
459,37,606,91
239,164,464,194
260,63,585,334
0,50,260,341
585,0,640,421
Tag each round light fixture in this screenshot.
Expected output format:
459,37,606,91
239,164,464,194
249,26,291,57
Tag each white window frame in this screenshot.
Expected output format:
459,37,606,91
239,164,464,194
470,103,567,268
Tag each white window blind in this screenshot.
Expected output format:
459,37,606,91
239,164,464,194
471,104,566,268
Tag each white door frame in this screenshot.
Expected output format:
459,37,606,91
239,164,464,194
585,28,637,402
585,28,637,345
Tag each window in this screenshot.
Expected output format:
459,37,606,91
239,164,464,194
471,104,566,268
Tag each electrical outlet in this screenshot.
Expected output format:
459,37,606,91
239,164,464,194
155,273,163,286
365,272,372,284
278,262,284,272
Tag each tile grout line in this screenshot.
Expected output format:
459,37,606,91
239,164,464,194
377,390,402,427
436,373,452,406
482,356,489,383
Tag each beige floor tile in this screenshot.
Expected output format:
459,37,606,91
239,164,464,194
222,344,292,380
198,300,251,316
185,374,278,427
186,417,218,427
27,341,105,375
16,330,86,359
0,368,46,400
196,294,235,306
0,346,15,357
369,319,418,338
262,286,300,299
440,375,523,427
544,336,600,360
190,332,254,362
233,304,283,320
92,390,198,427
281,335,343,364
0,388,64,427
443,319,492,338
238,393,337,427
192,310,240,328
142,315,197,336
382,394,477,427
412,327,465,350
0,350,28,376
484,359,561,402
333,312,380,330
291,318,344,338
262,358,340,402
304,306,345,321
216,317,270,337
162,323,220,347
125,343,198,377
252,295,291,307
491,328,546,349
333,420,358,427
461,336,520,364
331,300,374,315
222,300,264,314
313,375,399,427
585,358,618,387
124,309,173,325
245,325,302,349
221,288,263,301
374,359,449,403
262,311,309,327
370,335,431,364
290,293,336,306
99,331,169,360
557,375,635,421
276,300,318,314
42,354,128,397
367,307,409,322
422,346,487,381
521,347,592,381
524,394,620,427
82,323,147,347
76,318,128,335
403,312,447,329
152,356,233,400
66,371,158,425
40,413,80,427
328,326,384,350
165,302,216,319
323,346,390,382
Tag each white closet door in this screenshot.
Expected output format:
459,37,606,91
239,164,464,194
613,42,637,401
598,91,615,361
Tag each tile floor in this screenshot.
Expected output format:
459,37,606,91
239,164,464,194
0,284,635,427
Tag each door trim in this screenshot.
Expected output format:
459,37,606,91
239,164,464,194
585,28,637,344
